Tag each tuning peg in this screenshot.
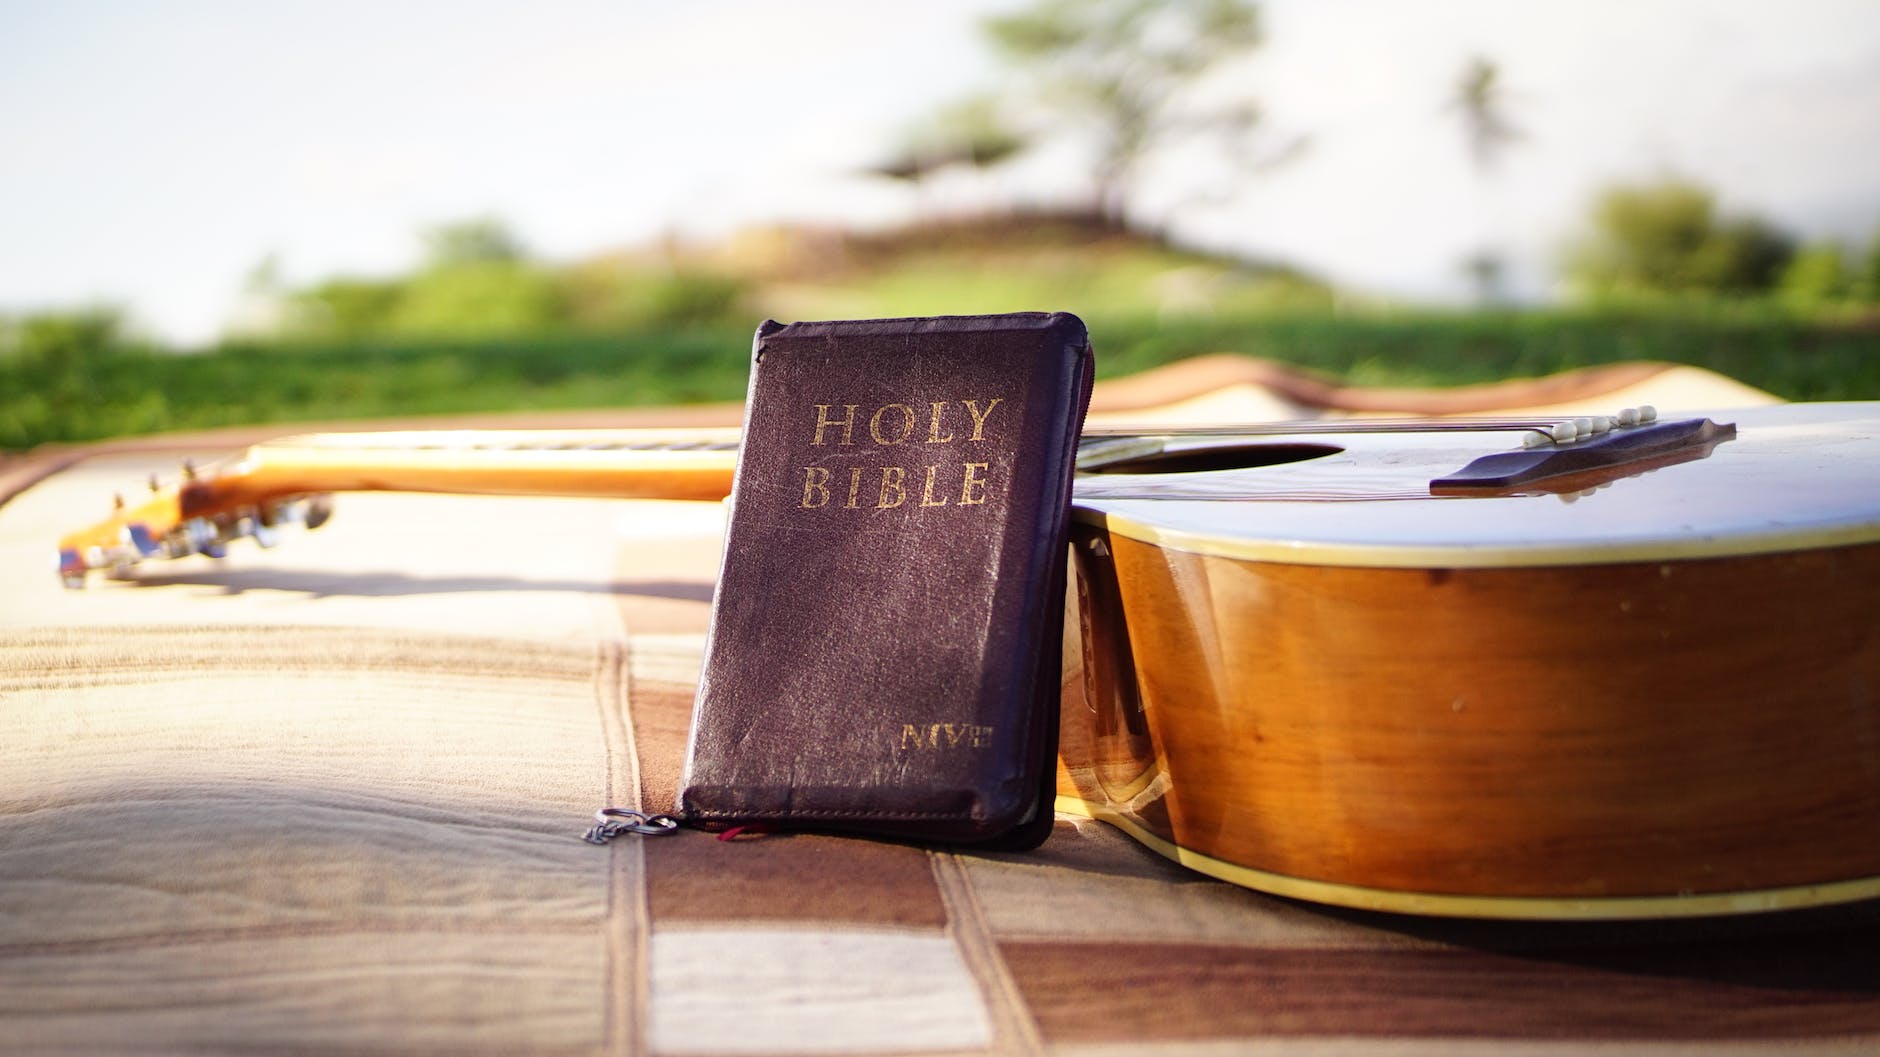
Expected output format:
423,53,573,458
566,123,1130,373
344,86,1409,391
59,484,336,590
181,459,198,482
125,523,159,558
183,518,216,556
162,510,231,560
304,494,334,530
229,511,278,550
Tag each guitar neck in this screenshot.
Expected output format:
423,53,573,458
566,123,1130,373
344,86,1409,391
57,411,1661,585
215,428,742,506
221,411,1600,509
56,429,743,582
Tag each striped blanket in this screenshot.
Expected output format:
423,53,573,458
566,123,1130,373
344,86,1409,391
5,366,1874,1056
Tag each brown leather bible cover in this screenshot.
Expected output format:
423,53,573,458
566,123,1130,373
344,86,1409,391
677,313,1094,846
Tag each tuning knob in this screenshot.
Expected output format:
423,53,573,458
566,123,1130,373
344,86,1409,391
125,524,160,558
304,494,335,530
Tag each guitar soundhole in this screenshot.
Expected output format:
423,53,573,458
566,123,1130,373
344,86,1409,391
1086,443,1342,475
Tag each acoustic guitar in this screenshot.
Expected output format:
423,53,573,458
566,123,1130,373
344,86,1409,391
52,403,1880,919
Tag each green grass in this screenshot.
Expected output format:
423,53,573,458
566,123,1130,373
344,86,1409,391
1092,306,1880,400
5,305,1877,451
7,218,1877,449
0,325,754,450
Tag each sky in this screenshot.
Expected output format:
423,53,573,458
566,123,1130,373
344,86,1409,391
3,0,1879,344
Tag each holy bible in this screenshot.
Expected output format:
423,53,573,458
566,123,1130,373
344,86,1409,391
677,313,1094,846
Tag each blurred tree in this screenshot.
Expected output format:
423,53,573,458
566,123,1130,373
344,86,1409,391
871,96,1029,185
1701,217,1793,292
391,259,562,336
869,95,1030,217
1448,56,1522,174
290,277,403,338
1564,178,1795,296
224,254,293,338
981,0,1266,228
7,306,125,363
396,217,564,334
269,216,755,340
1778,241,1849,307
1856,227,1880,303
1460,250,1508,304
0,307,142,449
283,218,563,338
420,216,527,268
558,258,748,329
1446,55,1523,303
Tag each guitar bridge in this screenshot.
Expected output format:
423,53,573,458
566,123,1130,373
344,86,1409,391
1431,417,1737,496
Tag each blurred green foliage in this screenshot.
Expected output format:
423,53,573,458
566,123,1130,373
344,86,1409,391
870,95,1029,186
1558,177,1880,314
0,316,756,450
292,277,404,338
279,219,752,340
7,211,1880,452
556,259,747,329
389,260,563,335
1855,231,1880,303
6,300,1878,452
1564,179,1797,297
0,308,177,449
1779,242,1852,307
419,216,527,267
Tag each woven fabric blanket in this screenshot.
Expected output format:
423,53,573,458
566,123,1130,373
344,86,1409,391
5,366,1876,1057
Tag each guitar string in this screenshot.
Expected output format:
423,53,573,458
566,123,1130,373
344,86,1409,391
276,417,1582,455
67,416,1644,577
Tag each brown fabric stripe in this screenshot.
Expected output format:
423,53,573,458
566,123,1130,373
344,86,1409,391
598,639,650,1057
931,851,1045,1056
2,622,616,1055
0,624,597,685
612,535,716,818
624,636,952,930
1,932,603,1057
1002,937,1880,1043
628,677,696,817
646,830,950,929
0,919,597,961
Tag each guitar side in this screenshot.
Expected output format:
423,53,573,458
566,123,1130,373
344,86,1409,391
1057,402,1880,918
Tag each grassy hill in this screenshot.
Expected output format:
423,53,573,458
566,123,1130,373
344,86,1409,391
718,212,1333,324
5,214,1879,450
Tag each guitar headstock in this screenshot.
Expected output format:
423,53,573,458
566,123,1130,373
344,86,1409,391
56,456,333,588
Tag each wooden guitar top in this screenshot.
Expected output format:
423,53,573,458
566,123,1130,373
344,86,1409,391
1075,402,1880,567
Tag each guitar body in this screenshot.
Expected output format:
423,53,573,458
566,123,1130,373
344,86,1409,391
1058,402,1880,918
